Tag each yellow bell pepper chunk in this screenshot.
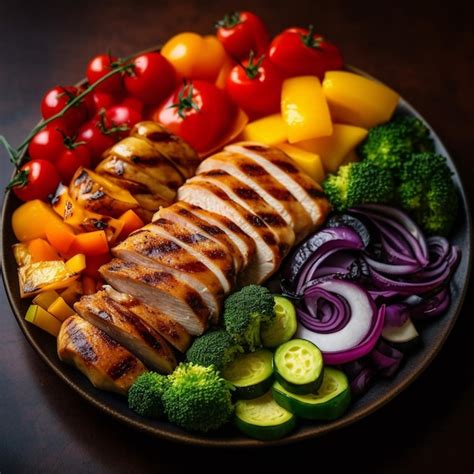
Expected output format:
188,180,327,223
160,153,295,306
60,280,83,306
86,170,138,206
296,124,368,173
65,254,86,274
241,114,287,145
12,243,32,267
32,290,60,310
47,296,76,322
25,305,62,337
322,71,399,129
281,76,333,143
276,144,325,183
12,200,63,242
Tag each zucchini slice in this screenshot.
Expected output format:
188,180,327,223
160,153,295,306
272,367,351,420
274,339,323,394
222,350,273,399
262,296,297,348
235,391,296,441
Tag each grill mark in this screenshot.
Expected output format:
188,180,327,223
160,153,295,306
98,310,112,321
257,212,286,226
147,131,175,143
200,224,224,236
239,163,268,177
205,170,227,177
141,271,174,286
184,291,208,320
246,213,266,227
208,187,230,200
90,190,105,200
244,145,268,152
227,221,246,235
140,238,183,257
67,322,98,363
107,259,134,272
107,355,137,380
97,329,119,348
273,160,298,173
152,319,179,340
176,261,208,273
204,248,226,260
234,187,260,200
307,187,327,199
262,233,277,246
175,233,208,245
268,187,295,201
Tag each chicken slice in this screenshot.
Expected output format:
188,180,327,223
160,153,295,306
197,151,313,242
74,291,177,373
189,171,295,256
58,315,147,395
156,202,245,273
112,230,223,316
104,286,192,352
100,259,210,335
226,142,330,227
177,181,282,284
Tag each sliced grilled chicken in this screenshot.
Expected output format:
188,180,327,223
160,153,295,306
156,202,245,273
112,229,223,316
145,218,235,293
104,286,191,352
189,170,295,256
74,291,177,373
178,181,282,284
100,258,211,334
58,315,147,395
197,151,313,242
226,142,330,227
69,168,139,218
131,121,201,179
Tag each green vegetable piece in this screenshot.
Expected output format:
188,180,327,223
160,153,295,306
262,296,297,348
128,372,170,419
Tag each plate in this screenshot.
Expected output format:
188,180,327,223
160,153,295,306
1,67,471,447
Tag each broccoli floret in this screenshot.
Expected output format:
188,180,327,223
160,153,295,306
398,152,458,235
128,372,170,419
186,329,243,370
223,285,275,351
359,116,434,171
163,363,233,432
323,161,396,211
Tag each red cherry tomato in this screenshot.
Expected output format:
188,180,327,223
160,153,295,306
215,11,269,60
85,91,121,116
121,96,144,115
78,119,117,163
226,52,284,119
269,26,343,79
124,52,176,105
153,80,234,153
104,104,142,139
28,127,67,163
12,159,60,202
86,54,123,95
41,86,88,133
55,145,91,184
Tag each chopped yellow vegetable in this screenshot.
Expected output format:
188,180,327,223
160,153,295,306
281,76,333,143
322,71,399,129
25,305,62,337
65,254,86,274
12,243,31,267
296,124,368,173
241,114,287,145
47,296,76,322
32,290,60,310
276,144,325,183
60,280,83,306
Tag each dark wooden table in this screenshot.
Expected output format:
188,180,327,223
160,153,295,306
1,0,473,472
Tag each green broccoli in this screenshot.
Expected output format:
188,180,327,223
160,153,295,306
223,285,275,351
359,116,434,171
128,372,171,419
163,362,233,432
186,329,243,370
323,161,396,211
398,152,458,235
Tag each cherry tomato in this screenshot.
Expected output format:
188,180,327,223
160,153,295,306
28,127,67,163
55,145,91,184
124,52,176,105
269,25,343,79
78,119,117,163
41,86,88,133
103,104,142,139
121,96,144,114
12,159,60,202
86,54,123,95
85,91,121,116
226,52,284,119
153,80,234,153
215,11,269,60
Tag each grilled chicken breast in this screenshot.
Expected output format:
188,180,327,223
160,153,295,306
112,229,223,316
58,315,147,395
74,291,177,373
226,142,330,227
196,151,313,242
100,259,210,335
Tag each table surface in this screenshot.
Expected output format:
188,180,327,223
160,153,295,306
1,0,473,472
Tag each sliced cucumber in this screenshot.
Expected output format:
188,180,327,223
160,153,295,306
235,391,296,440
382,317,420,352
222,350,274,399
274,339,323,395
261,296,297,348
272,367,351,420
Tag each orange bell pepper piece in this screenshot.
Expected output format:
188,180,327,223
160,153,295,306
118,209,144,240
45,220,76,255
28,239,61,263
82,276,97,295
83,252,112,279
71,231,109,256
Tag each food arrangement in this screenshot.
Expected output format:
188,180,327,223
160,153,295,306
1,11,462,442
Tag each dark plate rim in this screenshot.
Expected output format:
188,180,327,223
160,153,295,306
1,65,472,448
